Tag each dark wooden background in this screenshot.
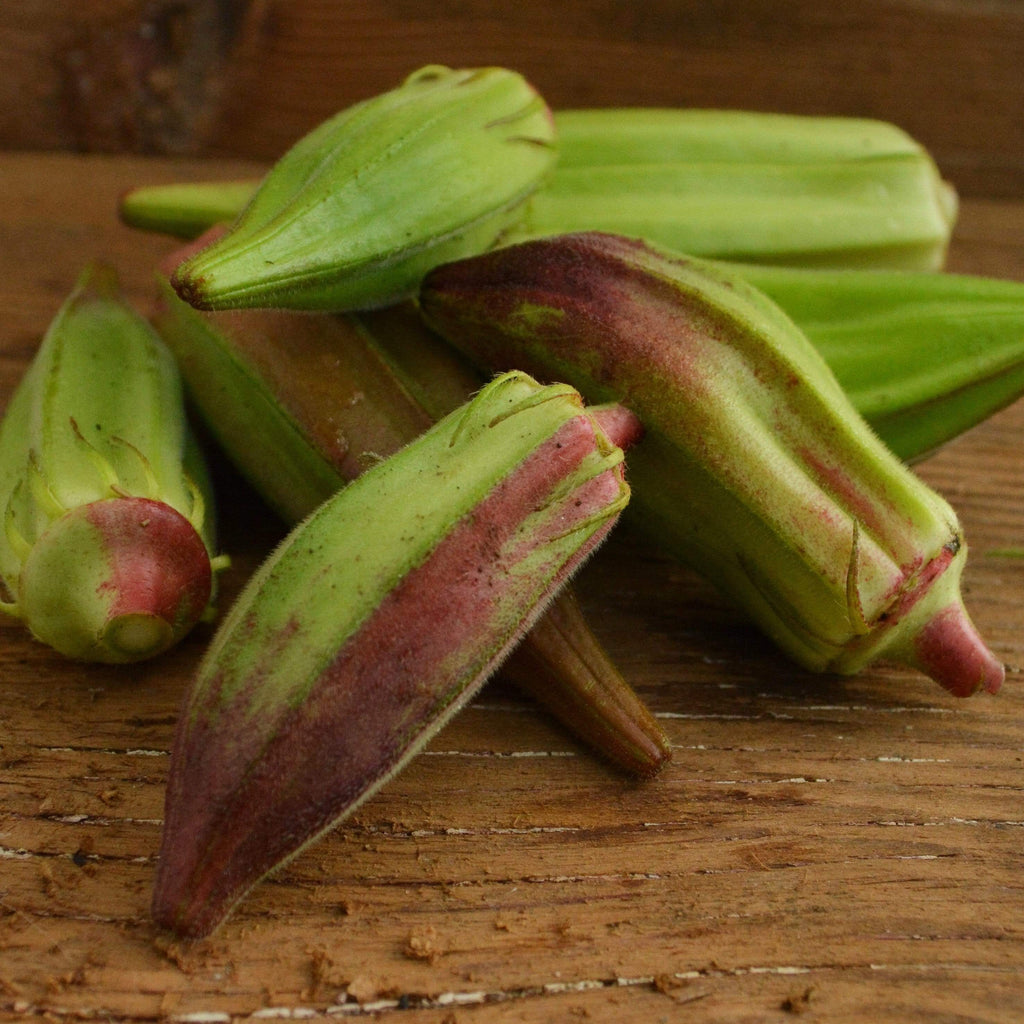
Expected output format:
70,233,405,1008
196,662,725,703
3,1,1024,197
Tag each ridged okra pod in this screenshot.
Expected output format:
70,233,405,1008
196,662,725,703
152,268,669,777
532,108,957,270
727,262,1024,462
170,65,556,313
152,370,631,937
0,263,224,663
420,232,1004,697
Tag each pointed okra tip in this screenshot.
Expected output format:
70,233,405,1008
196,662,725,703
907,598,1004,698
170,261,215,312
842,535,1006,699
162,224,230,310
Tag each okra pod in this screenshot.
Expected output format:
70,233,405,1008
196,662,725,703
152,371,630,937
170,65,557,312
0,264,224,662
517,155,955,270
727,261,1024,462
119,180,258,240
420,232,1004,697
527,107,956,269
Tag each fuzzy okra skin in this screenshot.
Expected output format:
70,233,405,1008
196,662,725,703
727,262,1024,462
152,272,669,778
420,232,1005,698
152,371,631,938
0,263,223,663
170,65,556,313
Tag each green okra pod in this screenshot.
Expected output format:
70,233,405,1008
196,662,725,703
170,65,557,313
517,154,955,271
419,232,1004,698
0,263,225,663
726,262,1024,462
522,107,956,270
152,370,631,937
119,179,259,240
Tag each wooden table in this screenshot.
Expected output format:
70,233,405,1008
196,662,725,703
1,153,1023,1022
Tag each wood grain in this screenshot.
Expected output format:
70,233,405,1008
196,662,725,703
3,2,1024,197
1,153,1023,1022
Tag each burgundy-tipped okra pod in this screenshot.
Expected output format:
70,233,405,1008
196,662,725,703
152,370,631,937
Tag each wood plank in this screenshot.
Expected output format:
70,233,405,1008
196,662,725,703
0,2,247,154
3,2,1024,197
1,153,1023,1021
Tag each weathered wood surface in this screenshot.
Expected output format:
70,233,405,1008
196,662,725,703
1,153,1023,1022
3,2,1024,198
